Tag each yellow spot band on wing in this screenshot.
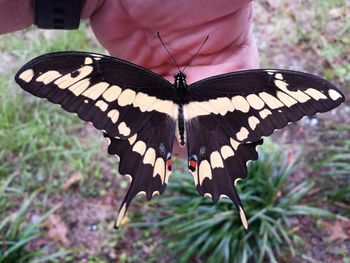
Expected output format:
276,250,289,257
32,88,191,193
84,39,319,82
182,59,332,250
19,69,34,82
36,70,61,84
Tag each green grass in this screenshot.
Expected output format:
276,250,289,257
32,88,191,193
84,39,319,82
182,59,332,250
257,1,350,88
0,175,72,263
0,23,108,195
135,140,333,263
295,1,350,83
0,25,112,261
313,124,350,215
0,74,103,196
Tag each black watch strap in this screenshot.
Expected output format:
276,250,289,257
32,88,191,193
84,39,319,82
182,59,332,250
33,0,84,29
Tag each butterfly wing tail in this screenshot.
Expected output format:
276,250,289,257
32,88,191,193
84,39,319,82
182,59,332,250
187,116,262,229
106,135,166,228
104,114,175,228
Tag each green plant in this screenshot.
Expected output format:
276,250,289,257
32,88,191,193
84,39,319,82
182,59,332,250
313,124,350,215
137,140,332,263
0,176,71,263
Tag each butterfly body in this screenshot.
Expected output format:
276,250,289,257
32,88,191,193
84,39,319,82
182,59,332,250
15,51,345,229
173,71,188,147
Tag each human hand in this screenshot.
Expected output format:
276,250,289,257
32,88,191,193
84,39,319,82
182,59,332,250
82,0,259,84
0,0,258,82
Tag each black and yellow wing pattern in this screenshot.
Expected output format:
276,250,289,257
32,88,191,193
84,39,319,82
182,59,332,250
15,51,345,229
184,69,344,228
15,52,177,227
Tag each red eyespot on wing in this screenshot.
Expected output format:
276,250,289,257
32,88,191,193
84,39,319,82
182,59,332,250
189,160,197,172
166,159,172,171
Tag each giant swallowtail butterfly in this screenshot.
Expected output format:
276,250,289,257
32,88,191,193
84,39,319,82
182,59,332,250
15,51,344,229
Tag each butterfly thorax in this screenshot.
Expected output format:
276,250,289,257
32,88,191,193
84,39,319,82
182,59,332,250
173,72,188,103
174,72,187,147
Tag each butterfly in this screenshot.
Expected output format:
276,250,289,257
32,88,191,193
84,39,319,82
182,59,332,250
15,51,344,229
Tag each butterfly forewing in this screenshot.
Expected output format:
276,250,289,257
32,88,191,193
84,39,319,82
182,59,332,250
186,69,345,144
15,51,177,139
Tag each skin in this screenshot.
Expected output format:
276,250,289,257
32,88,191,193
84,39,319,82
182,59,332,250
0,0,259,156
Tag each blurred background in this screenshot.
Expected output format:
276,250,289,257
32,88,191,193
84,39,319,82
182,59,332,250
0,1,349,262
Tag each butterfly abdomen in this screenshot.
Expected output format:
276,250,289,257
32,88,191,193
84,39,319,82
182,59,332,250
176,104,186,147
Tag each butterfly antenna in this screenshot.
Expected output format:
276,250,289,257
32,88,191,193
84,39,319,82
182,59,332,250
157,32,181,72
182,35,209,72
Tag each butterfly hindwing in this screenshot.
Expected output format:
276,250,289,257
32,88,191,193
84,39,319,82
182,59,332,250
15,51,177,139
186,69,345,144
105,113,176,228
186,116,263,229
